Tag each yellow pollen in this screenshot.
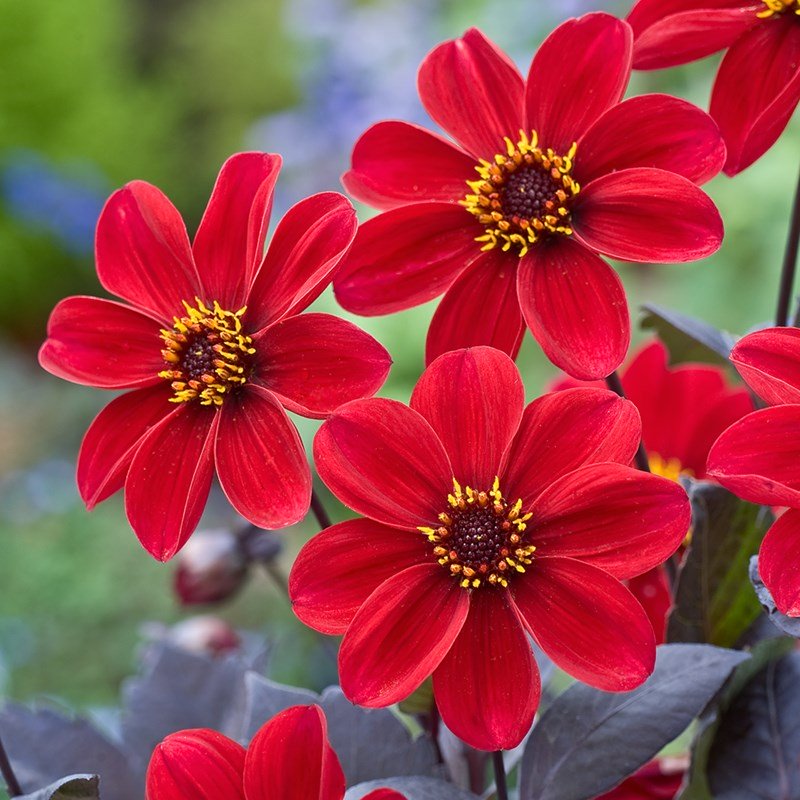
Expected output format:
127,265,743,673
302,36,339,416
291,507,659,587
419,477,536,590
647,454,690,484
158,298,255,407
460,130,580,257
758,0,800,17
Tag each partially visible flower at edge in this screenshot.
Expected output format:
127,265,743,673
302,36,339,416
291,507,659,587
289,346,691,751
627,0,800,175
39,152,391,561
551,338,754,480
146,703,405,800
708,326,800,616
335,13,724,381
594,757,687,799
552,337,754,640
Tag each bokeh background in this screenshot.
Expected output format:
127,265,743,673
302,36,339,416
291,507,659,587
1,0,798,709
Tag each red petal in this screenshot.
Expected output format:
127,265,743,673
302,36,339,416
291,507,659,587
759,509,800,617
576,94,726,185
678,387,754,478
707,405,800,506
361,792,406,800
145,729,245,800
712,18,800,175
77,385,173,509
253,313,391,419
627,567,672,645
731,327,800,405
192,153,282,308
410,347,524,488
243,705,344,800
433,590,540,751
618,340,753,477
215,385,311,530
417,28,524,160
339,564,469,706
246,192,357,331
624,341,716,464
425,249,525,365
573,168,723,263
125,404,218,561
343,121,475,210
595,759,685,800
517,238,630,380
526,13,633,152
314,399,452,529
503,388,641,506
333,203,479,316
96,181,200,320
628,1,760,70
618,340,671,457
39,296,163,389
512,557,656,691
528,463,690,579
289,518,429,635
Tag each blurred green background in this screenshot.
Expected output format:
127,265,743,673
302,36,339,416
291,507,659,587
0,0,798,709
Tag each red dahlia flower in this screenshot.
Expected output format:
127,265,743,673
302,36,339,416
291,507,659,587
553,339,753,640
336,13,724,380
289,347,690,751
708,327,800,616
39,153,391,561
552,339,754,480
628,0,800,175
595,758,685,799
146,704,404,800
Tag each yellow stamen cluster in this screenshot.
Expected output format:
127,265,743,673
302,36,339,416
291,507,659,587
648,454,694,545
647,454,686,484
758,0,799,18
419,477,535,589
158,298,255,407
460,130,580,257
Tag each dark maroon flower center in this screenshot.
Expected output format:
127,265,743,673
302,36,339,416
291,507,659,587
461,130,580,257
419,478,535,589
159,299,255,407
501,166,566,222
450,503,509,569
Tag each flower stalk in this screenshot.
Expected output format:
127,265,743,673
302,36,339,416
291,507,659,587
779,161,800,326
310,488,333,529
604,371,651,473
0,732,22,797
492,751,508,800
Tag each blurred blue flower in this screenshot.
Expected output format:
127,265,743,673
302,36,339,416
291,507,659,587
0,458,79,524
0,150,107,257
248,0,440,207
249,0,617,208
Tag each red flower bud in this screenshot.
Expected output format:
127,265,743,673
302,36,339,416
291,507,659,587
167,616,241,657
174,528,248,606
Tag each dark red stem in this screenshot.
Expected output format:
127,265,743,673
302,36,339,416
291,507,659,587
604,371,650,473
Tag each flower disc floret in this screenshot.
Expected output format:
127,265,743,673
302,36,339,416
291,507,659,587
420,477,535,588
159,299,256,407
461,130,580,257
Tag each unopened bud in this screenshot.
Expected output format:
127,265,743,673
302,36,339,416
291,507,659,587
167,615,241,657
174,528,248,606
